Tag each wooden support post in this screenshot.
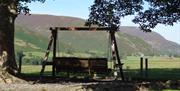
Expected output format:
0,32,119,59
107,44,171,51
140,57,143,78
40,35,54,77
112,31,124,81
88,60,91,76
18,55,22,74
145,58,148,78
110,30,124,81
17,51,25,74
110,31,117,77
52,28,58,77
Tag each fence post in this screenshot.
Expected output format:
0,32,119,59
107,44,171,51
145,58,148,78
140,57,143,78
17,51,25,74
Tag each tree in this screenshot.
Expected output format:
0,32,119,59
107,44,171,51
0,0,45,74
86,0,143,28
133,0,180,31
86,0,180,32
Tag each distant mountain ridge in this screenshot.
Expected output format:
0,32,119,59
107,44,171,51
15,14,180,56
120,26,180,56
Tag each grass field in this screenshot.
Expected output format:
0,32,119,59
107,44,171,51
21,56,180,80
123,56,180,69
122,56,180,80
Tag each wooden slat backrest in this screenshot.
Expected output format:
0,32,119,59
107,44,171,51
54,57,108,72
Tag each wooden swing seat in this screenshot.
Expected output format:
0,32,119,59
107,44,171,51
40,27,124,80
54,57,110,73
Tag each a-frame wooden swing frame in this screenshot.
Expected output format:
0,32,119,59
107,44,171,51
40,26,124,80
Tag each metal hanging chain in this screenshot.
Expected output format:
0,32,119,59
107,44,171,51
57,32,60,57
107,31,112,61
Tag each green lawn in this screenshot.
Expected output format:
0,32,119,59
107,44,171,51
21,56,180,80
21,65,52,76
123,56,180,69
122,56,180,80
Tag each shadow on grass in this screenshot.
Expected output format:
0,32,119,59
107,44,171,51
18,71,111,83
80,80,180,91
81,68,180,91
124,68,180,80
19,68,180,80
17,68,179,90
80,68,180,91
122,68,180,90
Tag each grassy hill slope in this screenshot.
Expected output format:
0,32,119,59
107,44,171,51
15,26,153,57
57,31,153,56
15,26,48,52
14,14,180,57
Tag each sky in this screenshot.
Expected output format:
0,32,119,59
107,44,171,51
28,0,180,44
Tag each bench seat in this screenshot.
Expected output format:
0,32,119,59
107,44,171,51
54,57,109,73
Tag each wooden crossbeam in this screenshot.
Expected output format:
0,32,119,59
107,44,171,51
49,27,117,31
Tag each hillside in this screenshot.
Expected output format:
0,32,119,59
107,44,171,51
15,14,180,57
15,26,48,52
120,26,180,56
